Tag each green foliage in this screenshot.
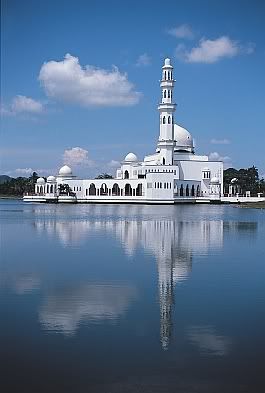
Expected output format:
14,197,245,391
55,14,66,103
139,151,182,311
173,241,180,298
0,172,39,196
95,173,113,179
224,166,264,195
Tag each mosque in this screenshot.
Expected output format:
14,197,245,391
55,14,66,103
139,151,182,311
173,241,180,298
24,57,224,204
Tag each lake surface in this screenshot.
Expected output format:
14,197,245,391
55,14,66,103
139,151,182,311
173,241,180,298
0,200,264,393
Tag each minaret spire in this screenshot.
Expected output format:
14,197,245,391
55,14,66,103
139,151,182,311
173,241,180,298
157,58,176,165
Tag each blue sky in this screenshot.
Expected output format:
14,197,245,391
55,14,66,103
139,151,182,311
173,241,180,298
1,0,265,178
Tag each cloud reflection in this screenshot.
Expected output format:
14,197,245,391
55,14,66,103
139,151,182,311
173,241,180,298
39,284,137,335
187,326,231,356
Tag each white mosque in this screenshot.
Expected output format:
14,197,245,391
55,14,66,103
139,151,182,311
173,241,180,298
24,58,225,204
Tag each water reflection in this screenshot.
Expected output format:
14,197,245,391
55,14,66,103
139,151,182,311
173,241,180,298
34,215,227,349
39,284,138,334
187,325,232,356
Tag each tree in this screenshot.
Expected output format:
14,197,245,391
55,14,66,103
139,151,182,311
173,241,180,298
95,173,113,179
224,166,263,195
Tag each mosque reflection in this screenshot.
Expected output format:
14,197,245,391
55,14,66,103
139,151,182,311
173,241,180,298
33,208,257,350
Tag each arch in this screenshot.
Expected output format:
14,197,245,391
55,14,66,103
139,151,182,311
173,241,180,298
124,170,129,179
171,90,172,98
196,185,200,197
36,186,39,194
136,183,143,196
100,183,108,196
167,71,170,80
162,157,165,165
40,186,43,194
186,184,189,196
46,185,49,193
163,116,166,124
168,116,171,124
50,184,53,193
168,90,170,98
164,71,166,80
89,183,96,196
125,183,132,196
112,183,120,196
180,184,184,197
191,185,195,197
164,90,167,98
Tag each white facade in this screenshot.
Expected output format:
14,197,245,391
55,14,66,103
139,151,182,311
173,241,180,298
24,57,226,204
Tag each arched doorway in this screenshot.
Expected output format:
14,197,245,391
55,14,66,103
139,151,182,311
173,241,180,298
112,183,120,196
125,184,132,196
124,170,129,179
136,183,143,196
191,185,195,197
100,183,108,196
89,183,96,196
180,184,184,197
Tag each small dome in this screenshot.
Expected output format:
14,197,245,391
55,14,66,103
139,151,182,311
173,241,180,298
174,124,194,152
36,177,45,184
211,177,220,184
47,175,56,182
231,177,238,184
59,165,72,176
164,58,171,66
124,152,138,162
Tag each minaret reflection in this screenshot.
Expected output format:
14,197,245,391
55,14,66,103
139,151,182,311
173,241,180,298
33,210,224,349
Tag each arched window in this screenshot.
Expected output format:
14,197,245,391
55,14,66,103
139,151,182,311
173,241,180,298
164,90,166,98
164,71,166,80
170,90,172,98
191,185,195,197
89,183,96,196
50,185,53,193
112,183,120,196
136,183,143,196
168,116,171,124
162,157,165,165
46,185,49,193
125,183,132,196
124,170,129,179
168,90,170,98
196,185,200,197
186,184,189,196
100,183,108,196
167,71,170,80
180,184,184,197
163,116,166,124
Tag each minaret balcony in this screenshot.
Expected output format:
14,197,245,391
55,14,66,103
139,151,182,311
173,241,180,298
158,103,176,111
160,80,175,88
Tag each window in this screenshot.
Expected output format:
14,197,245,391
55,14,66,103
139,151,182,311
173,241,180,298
164,90,166,98
186,184,189,197
163,116,166,124
168,116,171,124
162,157,165,165
164,183,166,188
89,183,96,196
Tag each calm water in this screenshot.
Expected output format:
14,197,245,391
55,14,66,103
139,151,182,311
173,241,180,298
0,200,264,393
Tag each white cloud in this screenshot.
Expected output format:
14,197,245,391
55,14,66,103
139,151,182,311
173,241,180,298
107,160,120,168
167,24,194,39
39,53,141,107
175,36,254,63
209,151,231,163
136,53,152,67
210,138,231,145
14,168,54,176
11,95,44,114
63,147,94,167
1,96,44,116
15,168,34,175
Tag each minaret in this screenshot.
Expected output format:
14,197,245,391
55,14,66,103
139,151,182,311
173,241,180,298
157,58,176,165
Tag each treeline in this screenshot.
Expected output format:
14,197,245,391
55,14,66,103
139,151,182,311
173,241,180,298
0,172,39,196
223,166,265,195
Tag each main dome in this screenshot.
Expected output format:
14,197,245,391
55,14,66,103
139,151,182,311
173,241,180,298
124,152,138,162
174,124,194,153
58,165,72,176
